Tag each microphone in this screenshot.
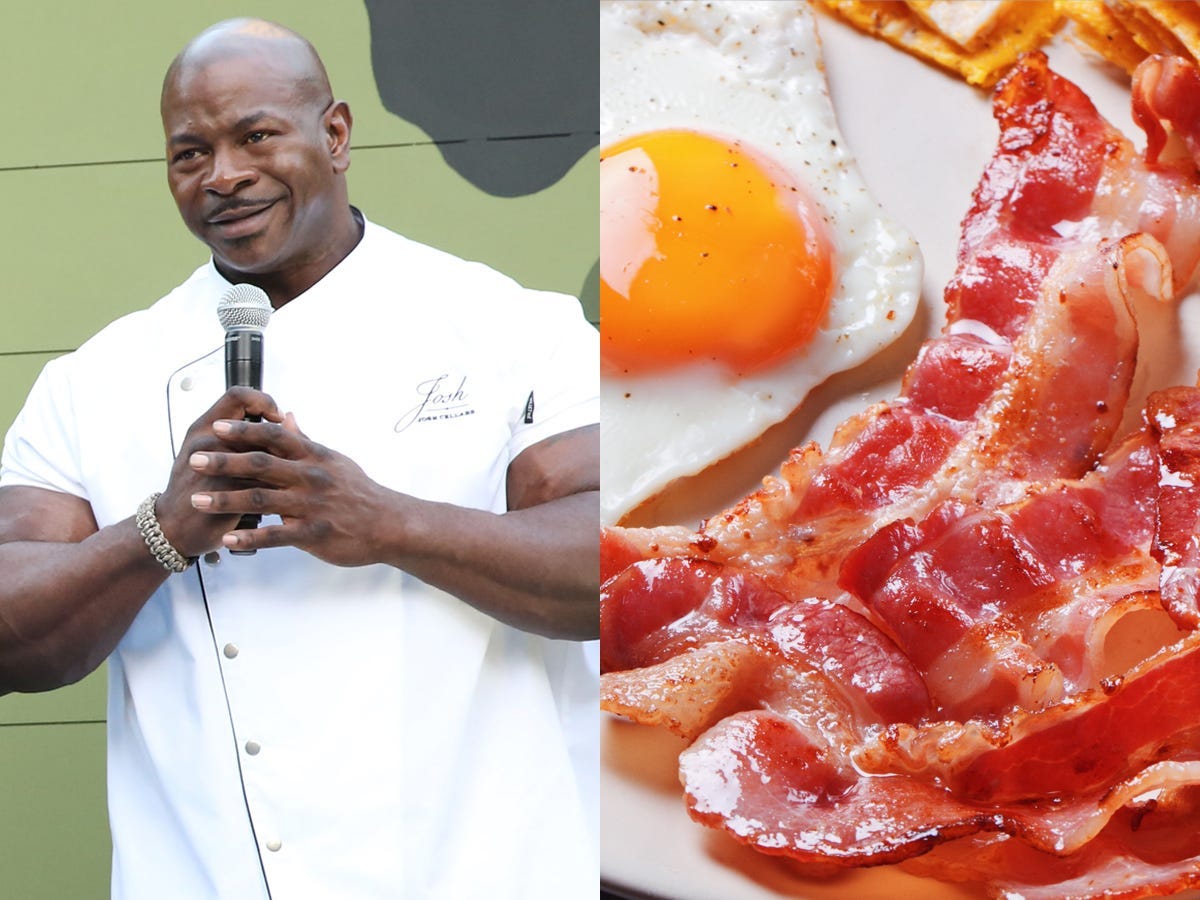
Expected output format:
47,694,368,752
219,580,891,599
217,284,272,555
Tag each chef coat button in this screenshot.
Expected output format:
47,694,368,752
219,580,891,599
245,740,261,756
265,838,282,852
180,376,194,391
223,643,239,659
203,551,221,565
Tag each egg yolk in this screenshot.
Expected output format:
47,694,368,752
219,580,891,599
601,129,834,375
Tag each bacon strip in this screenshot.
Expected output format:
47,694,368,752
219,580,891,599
684,710,1200,863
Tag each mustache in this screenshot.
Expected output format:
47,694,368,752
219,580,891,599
205,198,275,221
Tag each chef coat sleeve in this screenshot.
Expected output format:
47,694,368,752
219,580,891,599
507,290,599,462
1,353,89,500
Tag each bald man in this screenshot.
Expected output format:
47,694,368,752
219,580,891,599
0,19,598,900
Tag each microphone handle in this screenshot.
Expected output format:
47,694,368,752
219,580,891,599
224,330,264,397
224,329,264,553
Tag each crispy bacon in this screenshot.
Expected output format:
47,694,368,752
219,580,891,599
601,52,1200,899
945,46,1115,338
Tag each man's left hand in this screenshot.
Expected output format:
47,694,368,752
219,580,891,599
188,412,386,567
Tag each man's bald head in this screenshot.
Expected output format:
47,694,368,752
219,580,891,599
162,18,333,117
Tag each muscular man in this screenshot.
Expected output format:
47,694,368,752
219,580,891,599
0,19,598,900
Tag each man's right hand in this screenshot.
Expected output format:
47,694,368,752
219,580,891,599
156,386,286,559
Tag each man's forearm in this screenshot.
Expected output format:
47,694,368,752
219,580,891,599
0,522,170,693
377,488,600,640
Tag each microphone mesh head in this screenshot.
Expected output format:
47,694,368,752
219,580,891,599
217,284,272,331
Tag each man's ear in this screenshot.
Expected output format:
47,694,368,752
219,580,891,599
326,100,353,173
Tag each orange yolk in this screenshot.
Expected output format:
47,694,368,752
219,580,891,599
600,129,834,375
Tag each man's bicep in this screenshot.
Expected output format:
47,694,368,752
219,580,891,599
0,486,98,544
506,424,599,511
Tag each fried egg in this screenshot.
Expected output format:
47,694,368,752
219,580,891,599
600,0,923,525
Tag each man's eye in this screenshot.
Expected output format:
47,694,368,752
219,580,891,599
246,131,269,144
172,148,201,163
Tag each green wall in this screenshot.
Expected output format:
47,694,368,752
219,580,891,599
0,4,596,897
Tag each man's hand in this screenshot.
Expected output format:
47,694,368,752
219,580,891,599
157,386,287,558
186,409,386,567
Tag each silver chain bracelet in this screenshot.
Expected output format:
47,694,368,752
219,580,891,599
136,492,195,573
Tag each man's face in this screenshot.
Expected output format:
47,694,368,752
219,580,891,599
162,52,347,280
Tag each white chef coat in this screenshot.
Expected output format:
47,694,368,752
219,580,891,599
1,218,600,899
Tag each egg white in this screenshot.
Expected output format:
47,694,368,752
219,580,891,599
600,0,923,526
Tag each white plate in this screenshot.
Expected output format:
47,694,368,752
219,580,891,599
603,8,1200,899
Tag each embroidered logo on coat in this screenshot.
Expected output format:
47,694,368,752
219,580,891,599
395,374,476,432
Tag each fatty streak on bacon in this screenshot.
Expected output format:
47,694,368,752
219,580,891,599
601,51,1200,899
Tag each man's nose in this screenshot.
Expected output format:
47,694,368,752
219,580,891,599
202,147,257,195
